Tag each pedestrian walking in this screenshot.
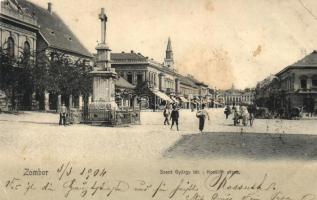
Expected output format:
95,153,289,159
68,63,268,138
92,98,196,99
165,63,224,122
310,98,315,117
191,102,195,112
170,105,179,131
239,104,249,126
224,105,231,119
163,105,170,125
59,103,67,126
196,104,210,133
247,103,257,126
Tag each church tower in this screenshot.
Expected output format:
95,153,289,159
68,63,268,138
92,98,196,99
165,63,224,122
164,37,174,69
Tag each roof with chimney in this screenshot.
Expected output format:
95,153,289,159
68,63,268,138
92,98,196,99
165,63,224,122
16,0,92,58
276,50,317,76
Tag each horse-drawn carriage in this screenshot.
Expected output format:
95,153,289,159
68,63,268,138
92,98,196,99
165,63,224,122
232,105,254,126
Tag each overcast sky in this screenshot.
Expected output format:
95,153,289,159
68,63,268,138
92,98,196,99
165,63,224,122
29,0,317,89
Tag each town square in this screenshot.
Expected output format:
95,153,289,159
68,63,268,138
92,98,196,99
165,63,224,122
1,0,317,160
1,109,317,162
2,0,317,199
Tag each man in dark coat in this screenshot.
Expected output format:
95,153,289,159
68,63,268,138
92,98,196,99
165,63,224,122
247,103,257,126
224,105,231,119
170,105,179,131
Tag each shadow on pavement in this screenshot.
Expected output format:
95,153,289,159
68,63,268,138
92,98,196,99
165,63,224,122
0,119,59,126
163,132,317,161
19,121,59,126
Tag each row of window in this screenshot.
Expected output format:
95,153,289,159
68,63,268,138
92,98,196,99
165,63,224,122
283,76,317,90
119,72,144,85
300,76,317,89
120,71,160,86
5,37,31,58
126,74,144,85
224,96,254,101
180,88,198,96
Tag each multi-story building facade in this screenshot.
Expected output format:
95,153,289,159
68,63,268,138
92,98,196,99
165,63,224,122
218,85,255,106
111,38,211,109
1,0,93,111
0,0,39,110
0,0,38,59
178,75,199,97
276,51,317,113
256,51,317,115
1,0,212,112
111,51,163,91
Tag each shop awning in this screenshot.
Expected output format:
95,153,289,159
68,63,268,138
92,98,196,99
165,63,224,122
115,77,136,89
151,90,172,102
171,96,179,103
179,96,189,102
201,100,208,104
191,100,198,104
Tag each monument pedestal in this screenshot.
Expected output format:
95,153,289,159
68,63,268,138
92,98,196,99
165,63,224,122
90,69,118,110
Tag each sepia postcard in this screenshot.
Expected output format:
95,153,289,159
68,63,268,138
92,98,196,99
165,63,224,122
1,0,317,199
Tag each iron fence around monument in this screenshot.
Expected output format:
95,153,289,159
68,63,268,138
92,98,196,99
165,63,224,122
78,107,140,126
81,107,114,125
115,110,141,125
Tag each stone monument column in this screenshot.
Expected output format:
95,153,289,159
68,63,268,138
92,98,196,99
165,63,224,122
90,8,117,109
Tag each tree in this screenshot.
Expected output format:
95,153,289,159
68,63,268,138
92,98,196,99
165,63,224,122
43,50,92,98
0,44,35,110
0,46,93,111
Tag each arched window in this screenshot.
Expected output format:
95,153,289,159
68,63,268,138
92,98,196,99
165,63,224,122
300,75,308,89
23,41,31,59
312,75,317,87
7,37,15,58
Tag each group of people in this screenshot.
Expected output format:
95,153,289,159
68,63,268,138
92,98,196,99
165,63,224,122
163,104,180,131
224,103,257,126
163,103,210,133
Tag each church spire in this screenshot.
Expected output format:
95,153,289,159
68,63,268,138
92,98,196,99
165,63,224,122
166,37,172,52
164,37,174,69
